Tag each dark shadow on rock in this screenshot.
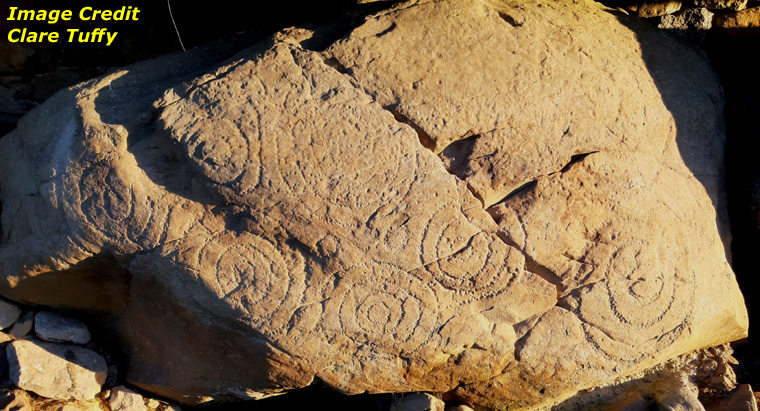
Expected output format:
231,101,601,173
89,33,260,206
0,252,130,316
196,385,394,411
704,27,760,386
610,9,760,389
606,10,732,256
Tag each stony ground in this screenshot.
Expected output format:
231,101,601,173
0,292,755,411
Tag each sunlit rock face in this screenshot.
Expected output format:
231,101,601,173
0,0,747,409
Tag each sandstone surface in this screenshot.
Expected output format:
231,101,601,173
0,0,748,409
713,6,760,27
694,0,748,10
6,340,107,400
391,393,445,411
109,386,146,411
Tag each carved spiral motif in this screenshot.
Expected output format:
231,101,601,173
575,237,696,361
422,233,520,299
325,263,438,354
196,233,294,325
421,200,479,266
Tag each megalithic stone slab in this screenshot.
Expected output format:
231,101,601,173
0,0,747,409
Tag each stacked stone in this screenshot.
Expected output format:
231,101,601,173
612,0,760,29
0,298,182,411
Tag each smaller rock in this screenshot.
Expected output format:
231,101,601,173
0,301,21,330
146,398,160,409
6,340,107,400
8,313,32,340
710,384,758,411
109,386,146,411
650,372,704,411
713,6,760,28
164,405,182,411
638,1,682,17
445,405,474,411
34,312,91,345
693,0,748,11
391,393,445,411
0,389,31,411
0,333,11,344
659,7,713,29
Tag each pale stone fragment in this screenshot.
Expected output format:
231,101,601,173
109,386,146,411
391,393,445,411
6,340,107,400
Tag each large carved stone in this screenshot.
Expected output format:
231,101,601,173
0,0,747,409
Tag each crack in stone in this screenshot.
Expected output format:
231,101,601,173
383,107,437,151
556,151,599,174
497,12,524,27
317,47,605,308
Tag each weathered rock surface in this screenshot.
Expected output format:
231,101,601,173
7,313,31,340
638,1,683,17
34,311,91,344
109,386,146,411
659,7,714,29
0,300,20,329
713,6,760,27
711,384,759,411
0,0,748,409
391,393,445,411
6,340,107,400
694,0,748,10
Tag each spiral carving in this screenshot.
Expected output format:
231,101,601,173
324,262,438,354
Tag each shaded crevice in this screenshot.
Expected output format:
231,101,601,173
322,57,349,74
495,233,563,299
557,151,598,174
498,12,523,27
525,258,564,300
372,0,434,18
376,22,397,37
439,134,481,179
487,151,599,211
495,180,538,208
466,182,486,209
384,107,437,151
